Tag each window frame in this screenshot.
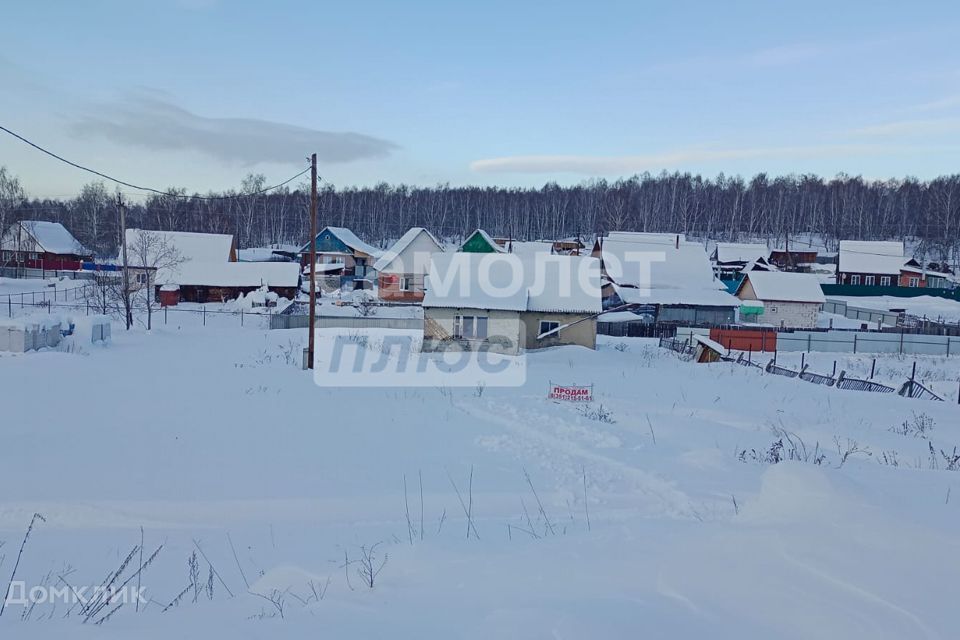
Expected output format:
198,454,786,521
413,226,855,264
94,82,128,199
864,275,875,286
539,320,560,337
880,276,891,287
454,314,488,339
850,274,861,285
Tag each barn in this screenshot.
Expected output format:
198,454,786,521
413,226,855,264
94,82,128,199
154,262,301,304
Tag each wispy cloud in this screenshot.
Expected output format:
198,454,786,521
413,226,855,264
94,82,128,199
851,118,960,137
68,94,399,166
470,144,907,175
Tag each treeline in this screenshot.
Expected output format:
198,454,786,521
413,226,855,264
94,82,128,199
3,168,960,262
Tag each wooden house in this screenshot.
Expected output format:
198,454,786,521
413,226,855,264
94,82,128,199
593,232,739,325
459,229,506,254
711,243,769,280
299,226,383,290
0,221,92,273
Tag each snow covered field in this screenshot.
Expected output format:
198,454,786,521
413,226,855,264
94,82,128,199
834,294,960,324
1,320,959,638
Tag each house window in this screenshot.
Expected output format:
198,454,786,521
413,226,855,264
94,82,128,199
769,306,778,313
136,273,148,284
454,315,488,339
909,277,919,287
865,275,875,286
850,275,861,285
400,276,414,292
539,321,560,337
880,276,891,287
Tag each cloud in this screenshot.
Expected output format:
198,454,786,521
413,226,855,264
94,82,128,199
69,95,399,166
851,118,960,137
470,144,898,175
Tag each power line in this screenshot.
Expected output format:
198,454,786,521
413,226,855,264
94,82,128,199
0,124,310,200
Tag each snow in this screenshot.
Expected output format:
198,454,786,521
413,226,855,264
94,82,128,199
373,227,443,272
715,242,768,263
1,221,88,255
125,229,234,265
2,327,959,637
600,235,738,308
424,253,602,314
155,261,300,288
832,295,960,324
460,229,506,253
598,310,647,323
739,271,826,303
693,334,727,353
502,240,554,257
838,240,907,275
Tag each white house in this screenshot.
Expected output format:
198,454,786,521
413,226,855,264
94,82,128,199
735,271,825,328
374,227,444,302
422,252,602,355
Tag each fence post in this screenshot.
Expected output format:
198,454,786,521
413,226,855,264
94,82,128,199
807,333,812,352
899,329,904,355
7,297,10,318
202,307,206,326
870,358,875,379
853,334,857,354
801,352,805,370
241,309,244,327
164,306,168,325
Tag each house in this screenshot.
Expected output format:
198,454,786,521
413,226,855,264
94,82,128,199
0,221,91,273
121,229,298,303
711,243,769,280
734,271,825,329
592,233,739,325
422,252,602,355
374,227,444,302
299,226,383,290
153,262,301,304
459,229,506,254
768,248,818,272
549,237,586,256
835,240,935,287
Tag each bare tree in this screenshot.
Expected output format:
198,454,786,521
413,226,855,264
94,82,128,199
125,230,184,330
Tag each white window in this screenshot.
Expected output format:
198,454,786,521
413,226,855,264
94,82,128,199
454,315,488,339
850,275,861,285
909,277,919,287
136,272,148,284
539,321,560,337
400,276,414,292
865,275,875,286
880,276,891,287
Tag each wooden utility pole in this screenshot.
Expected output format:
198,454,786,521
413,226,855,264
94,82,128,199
118,193,132,330
307,153,318,369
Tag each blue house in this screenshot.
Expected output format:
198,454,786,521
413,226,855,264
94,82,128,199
299,226,383,290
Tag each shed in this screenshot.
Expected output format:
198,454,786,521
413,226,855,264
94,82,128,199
374,227,445,302
693,334,726,363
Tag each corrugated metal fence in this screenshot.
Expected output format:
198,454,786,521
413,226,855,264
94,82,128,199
269,314,424,331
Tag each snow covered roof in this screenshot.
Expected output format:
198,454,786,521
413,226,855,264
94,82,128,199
460,229,507,253
124,229,234,265
737,271,826,304
838,241,907,275
374,227,443,272
714,243,768,264
693,334,728,354
599,235,738,307
606,231,686,244
299,226,383,259
154,261,300,288
423,253,602,314
1,221,88,255
502,240,554,257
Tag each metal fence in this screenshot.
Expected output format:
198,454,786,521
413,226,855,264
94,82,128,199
269,314,423,331
776,330,960,356
823,298,900,327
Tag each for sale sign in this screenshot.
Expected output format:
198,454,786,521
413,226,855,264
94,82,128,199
548,383,593,402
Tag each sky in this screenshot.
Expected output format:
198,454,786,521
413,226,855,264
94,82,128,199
2,0,960,200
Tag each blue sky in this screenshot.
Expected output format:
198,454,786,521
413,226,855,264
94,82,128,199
2,0,959,198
